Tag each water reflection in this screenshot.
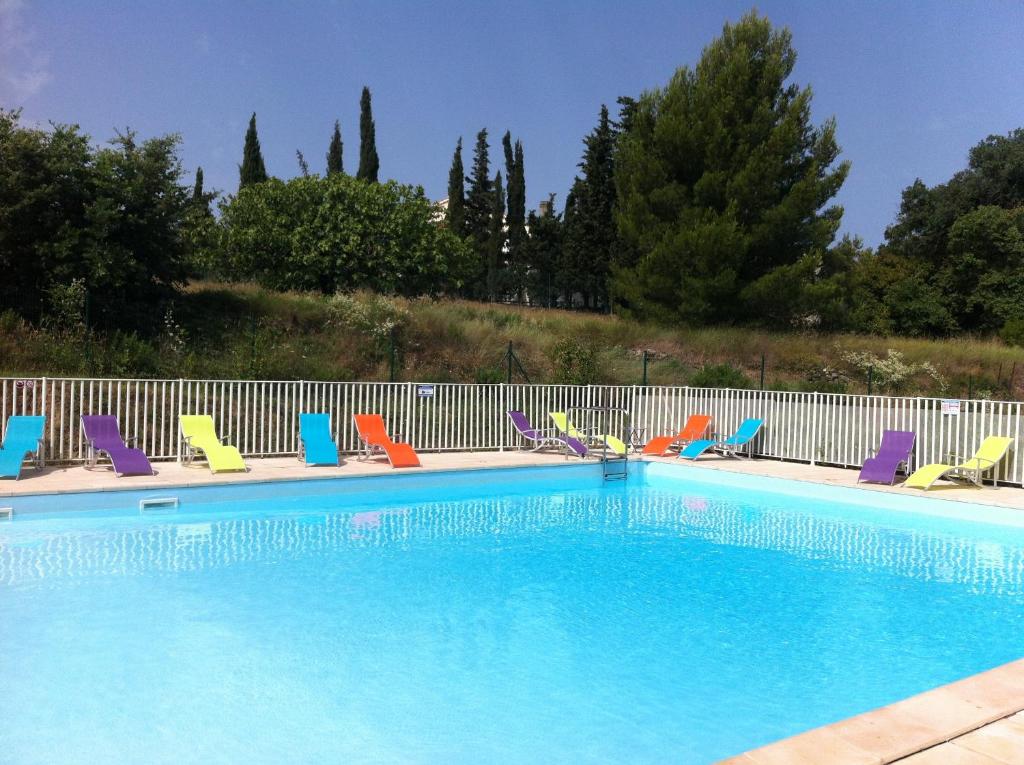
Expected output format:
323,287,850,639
2,489,1023,594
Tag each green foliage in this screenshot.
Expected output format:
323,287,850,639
239,113,268,189
612,11,849,324
219,174,472,296
0,109,190,331
326,120,344,175
524,198,562,308
464,128,492,298
688,363,751,389
357,87,379,182
446,138,466,235
486,171,505,300
502,133,528,300
877,129,1024,335
184,166,220,277
551,337,598,385
1000,317,1024,347
562,105,619,309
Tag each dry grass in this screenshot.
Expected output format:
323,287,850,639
1,281,1021,399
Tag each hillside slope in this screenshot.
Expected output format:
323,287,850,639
1,281,1021,399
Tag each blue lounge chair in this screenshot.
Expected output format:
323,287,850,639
0,415,46,479
299,413,340,466
679,418,764,460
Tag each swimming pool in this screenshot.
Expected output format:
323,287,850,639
3,462,1024,763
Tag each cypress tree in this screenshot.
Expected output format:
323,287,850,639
239,112,268,190
465,129,492,240
357,86,379,182
505,138,527,300
326,120,343,175
192,167,205,205
486,171,506,301
296,150,310,177
563,105,618,309
502,131,514,182
524,194,562,307
446,137,466,235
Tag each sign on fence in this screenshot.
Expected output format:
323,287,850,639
417,385,435,398
941,399,961,416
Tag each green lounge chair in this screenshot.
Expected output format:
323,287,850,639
549,411,626,456
904,436,1014,489
179,415,247,473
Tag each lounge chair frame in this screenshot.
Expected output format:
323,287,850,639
85,434,138,469
941,450,1006,488
356,431,404,462
180,433,236,467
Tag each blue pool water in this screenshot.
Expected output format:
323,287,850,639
3,463,1024,763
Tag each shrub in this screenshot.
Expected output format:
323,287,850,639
1001,317,1024,348
688,363,751,389
551,338,598,385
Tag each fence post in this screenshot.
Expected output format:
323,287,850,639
389,329,397,382
40,376,48,465
867,366,873,395
642,350,649,387
176,379,184,463
810,391,819,466
759,354,765,390
507,341,514,385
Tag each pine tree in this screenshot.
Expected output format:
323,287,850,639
357,86,379,182
296,150,310,177
326,120,343,175
486,171,506,301
239,112,269,190
613,11,849,323
446,137,466,235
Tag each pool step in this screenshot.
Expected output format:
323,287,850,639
0,506,12,520
139,496,179,513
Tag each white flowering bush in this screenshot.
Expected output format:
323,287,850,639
328,292,410,342
841,348,947,394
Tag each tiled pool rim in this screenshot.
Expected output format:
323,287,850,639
6,452,1024,762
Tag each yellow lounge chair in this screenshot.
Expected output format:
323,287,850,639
179,415,247,473
549,411,627,456
904,436,1014,490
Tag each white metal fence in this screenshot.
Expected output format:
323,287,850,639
2,377,1022,485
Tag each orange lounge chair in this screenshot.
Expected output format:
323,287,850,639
643,414,712,456
353,414,420,468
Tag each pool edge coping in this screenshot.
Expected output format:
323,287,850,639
716,657,1024,764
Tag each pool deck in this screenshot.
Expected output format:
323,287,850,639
5,449,1024,762
718,658,1024,765
0,449,576,497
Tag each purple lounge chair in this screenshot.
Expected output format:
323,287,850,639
858,430,915,485
82,415,155,476
507,410,588,458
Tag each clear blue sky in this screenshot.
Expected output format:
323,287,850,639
3,0,1023,246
